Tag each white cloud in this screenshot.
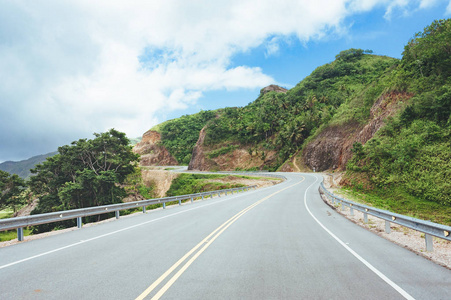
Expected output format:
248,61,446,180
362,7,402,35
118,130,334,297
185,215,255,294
447,0,451,14
419,0,440,9
0,0,446,161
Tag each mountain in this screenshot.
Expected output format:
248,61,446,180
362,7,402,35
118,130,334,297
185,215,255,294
134,19,450,208
0,152,58,179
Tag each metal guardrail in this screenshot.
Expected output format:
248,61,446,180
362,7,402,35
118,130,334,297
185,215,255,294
319,182,451,252
0,185,257,242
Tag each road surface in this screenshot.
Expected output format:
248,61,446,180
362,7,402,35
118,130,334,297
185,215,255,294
0,173,450,299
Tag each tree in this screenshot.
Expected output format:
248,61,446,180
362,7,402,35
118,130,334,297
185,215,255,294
29,129,139,219
402,19,451,81
0,170,26,212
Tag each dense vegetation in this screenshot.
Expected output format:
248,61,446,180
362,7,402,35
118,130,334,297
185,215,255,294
346,19,451,209
0,170,26,213
154,110,216,164
28,129,139,232
204,49,396,169
166,174,245,196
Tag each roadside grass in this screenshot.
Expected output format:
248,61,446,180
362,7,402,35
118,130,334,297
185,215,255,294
0,209,13,219
338,186,451,226
0,228,32,242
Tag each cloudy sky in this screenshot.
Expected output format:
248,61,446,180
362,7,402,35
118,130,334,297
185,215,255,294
1,0,450,162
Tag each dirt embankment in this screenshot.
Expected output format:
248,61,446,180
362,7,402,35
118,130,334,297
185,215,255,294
207,175,281,189
302,91,413,172
188,126,278,171
133,130,178,166
140,168,180,198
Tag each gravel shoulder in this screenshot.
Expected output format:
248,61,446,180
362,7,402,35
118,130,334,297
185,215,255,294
321,173,451,270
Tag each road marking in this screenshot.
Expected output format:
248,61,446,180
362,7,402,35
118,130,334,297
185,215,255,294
136,177,305,300
303,175,415,300
0,190,259,271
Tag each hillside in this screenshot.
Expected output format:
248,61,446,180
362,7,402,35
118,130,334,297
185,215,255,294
0,152,57,179
134,19,450,211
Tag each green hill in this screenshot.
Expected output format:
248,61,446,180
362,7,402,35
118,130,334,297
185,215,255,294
0,152,58,179
136,19,450,217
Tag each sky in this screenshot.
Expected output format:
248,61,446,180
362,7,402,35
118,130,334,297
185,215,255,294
0,0,450,163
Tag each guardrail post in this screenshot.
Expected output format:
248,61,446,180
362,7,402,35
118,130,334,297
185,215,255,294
225,191,227,196
190,196,193,203
385,221,391,234
364,212,368,224
142,206,146,213
341,201,345,211
115,211,120,219
210,193,213,198
202,195,204,200
17,227,24,241
77,217,82,228
425,234,433,252
163,202,166,209
178,199,182,205
350,205,354,216
218,192,221,197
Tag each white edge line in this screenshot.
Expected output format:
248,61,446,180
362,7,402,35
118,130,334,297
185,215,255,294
0,180,286,270
303,174,415,300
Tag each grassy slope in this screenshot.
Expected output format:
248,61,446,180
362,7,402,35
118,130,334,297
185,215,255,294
150,110,217,165
341,19,451,222
202,51,398,171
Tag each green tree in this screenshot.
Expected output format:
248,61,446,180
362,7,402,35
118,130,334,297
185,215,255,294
29,129,139,229
402,19,451,82
0,170,26,212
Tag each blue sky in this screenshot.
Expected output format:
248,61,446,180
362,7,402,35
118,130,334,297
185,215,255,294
0,0,450,162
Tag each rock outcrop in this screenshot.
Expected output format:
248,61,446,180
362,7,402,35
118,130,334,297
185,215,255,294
188,127,217,170
302,91,413,172
188,126,277,171
133,130,178,166
260,85,288,95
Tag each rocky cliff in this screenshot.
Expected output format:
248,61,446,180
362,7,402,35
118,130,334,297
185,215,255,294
188,127,277,171
301,91,413,172
260,84,288,94
133,130,178,166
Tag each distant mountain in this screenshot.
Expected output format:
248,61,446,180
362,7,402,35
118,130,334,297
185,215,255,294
0,152,57,179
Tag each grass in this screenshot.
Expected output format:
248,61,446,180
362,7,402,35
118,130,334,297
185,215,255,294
0,209,14,219
337,186,451,226
0,228,32,242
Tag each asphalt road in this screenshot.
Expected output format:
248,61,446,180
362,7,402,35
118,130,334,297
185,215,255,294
1,173,450,299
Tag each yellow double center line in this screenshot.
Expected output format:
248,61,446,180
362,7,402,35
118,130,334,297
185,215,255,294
136,177,304,300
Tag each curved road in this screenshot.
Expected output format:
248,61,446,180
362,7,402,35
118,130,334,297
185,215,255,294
0,173,450,299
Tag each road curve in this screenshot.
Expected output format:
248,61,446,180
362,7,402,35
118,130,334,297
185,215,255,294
0,173,450,299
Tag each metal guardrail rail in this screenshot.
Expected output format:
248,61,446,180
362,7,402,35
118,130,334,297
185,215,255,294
319,182,451,252
0,185,257,242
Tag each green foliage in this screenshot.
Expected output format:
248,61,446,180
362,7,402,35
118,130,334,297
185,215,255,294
346,19,451,209
0,170,26,212
335,48,365,61
341,186,451,226
29,129,139,233
158,110,216,164
206,145,239,159
166,174,244,196
123,166,156,199
402,19,451,85
0,228,32,242
203,51,397,168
